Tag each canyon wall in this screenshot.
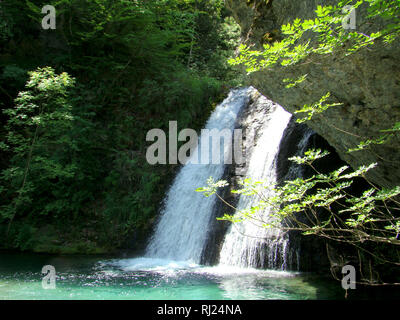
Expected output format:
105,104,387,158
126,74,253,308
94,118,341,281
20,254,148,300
226,0,400,189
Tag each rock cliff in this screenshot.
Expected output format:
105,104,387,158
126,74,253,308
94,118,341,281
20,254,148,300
201,88,333,271
226,0,400,189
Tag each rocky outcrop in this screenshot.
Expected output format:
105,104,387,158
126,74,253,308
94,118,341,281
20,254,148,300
201,88,334,271
226,0,400,189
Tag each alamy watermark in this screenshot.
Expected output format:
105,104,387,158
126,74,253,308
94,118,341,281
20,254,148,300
37,3,355,31
41,5,56,30
146,121,251,165
41,265,56,289
342,5,356,30
341,264,356,290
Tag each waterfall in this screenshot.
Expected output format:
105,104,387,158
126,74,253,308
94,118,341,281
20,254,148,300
218,107,315,270
145,87,252,263
144,86,315,271
284,127,315,181
218,99,292,269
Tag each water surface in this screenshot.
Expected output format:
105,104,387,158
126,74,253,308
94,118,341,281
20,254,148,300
0,253,346,300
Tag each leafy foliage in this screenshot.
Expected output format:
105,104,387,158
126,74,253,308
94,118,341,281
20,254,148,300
1,68,79,223
294,92,343,123
229,0,400,73
197,149,400,284
0,0,241,252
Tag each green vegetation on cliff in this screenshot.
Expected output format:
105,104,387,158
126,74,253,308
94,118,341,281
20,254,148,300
0,0,241,253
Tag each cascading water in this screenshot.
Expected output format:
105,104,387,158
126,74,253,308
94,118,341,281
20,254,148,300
143,87,315,271
218,99,293,269
218,113,315,270
145,87,252,263
282,126,315,182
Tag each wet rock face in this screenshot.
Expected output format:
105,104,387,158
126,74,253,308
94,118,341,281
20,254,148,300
200,88,331,271
226,0,400,189
200,88,275,265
